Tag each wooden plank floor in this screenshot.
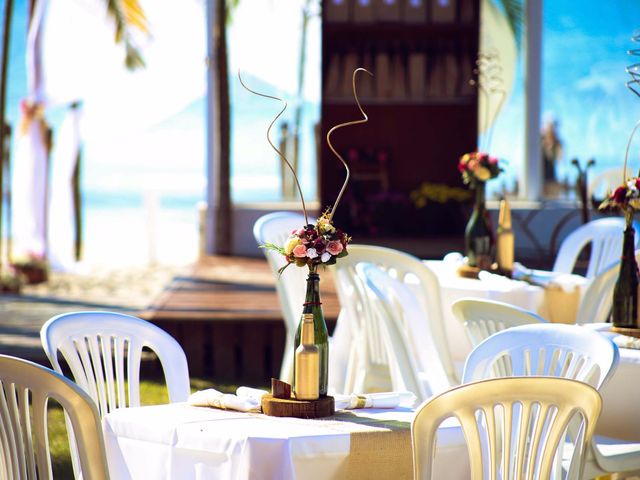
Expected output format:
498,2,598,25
140,256,340,384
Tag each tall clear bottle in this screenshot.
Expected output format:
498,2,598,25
496,198,514,276
465,181,494,269
294,269,329,396
612,215,640,328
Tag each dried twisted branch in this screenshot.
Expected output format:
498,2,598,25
326,67,373,221
238,70,309,225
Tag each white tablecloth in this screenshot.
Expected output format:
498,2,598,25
102,404,469,480
425,260,588,368
595,345,640,441
425,259,546,368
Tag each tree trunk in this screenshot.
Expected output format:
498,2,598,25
209,0,231,255
0,0,15,267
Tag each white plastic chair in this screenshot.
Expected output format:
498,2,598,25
334,245,457,395
356,263,452,403
253,211,317,383
451,297,547,348
0,354,110,480
412,377,602,480
40,311,190,417
553,217,631,279
461,323,640,479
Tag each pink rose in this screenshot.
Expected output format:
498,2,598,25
327,241,343,255
467,159,478,171
293,244,307,258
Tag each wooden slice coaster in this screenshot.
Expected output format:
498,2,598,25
261,394,335,419
610,326,640,339
457,263,481,279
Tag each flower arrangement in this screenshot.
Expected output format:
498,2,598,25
599,177,640,212
240,68,372,275
263,210,351,274
458,152,502,187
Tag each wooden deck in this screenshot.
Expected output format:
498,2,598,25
140,256,340,384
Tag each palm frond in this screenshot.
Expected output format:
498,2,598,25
106,0,149,70
494,0,523,46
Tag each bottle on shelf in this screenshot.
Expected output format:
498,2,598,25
430,0,457,23
353,0,375,23
293,271,329,397
325,0,351,23
294,313,320,401
404,0,427,24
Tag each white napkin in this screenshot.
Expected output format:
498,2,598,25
333,391,416,410
188,386,269,412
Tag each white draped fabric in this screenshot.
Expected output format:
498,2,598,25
11,0,49,260
47,105,81,270
11,111,48,259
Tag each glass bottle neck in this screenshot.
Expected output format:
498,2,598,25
303,272,321,313
621,225,637,268
473,182,486,212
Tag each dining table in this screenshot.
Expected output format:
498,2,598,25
424,258,588,370
102,403,469,479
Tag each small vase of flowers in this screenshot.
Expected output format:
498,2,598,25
458,152,502,269
599,177,640,330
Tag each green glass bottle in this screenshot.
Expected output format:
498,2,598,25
465,181,494,269
293,269,329,396
612,222,639,328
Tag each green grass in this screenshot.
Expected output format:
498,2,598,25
49,378,227,479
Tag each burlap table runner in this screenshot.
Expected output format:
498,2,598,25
316,411,413,479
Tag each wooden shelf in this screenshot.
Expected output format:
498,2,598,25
323,96,475,106
320,0,480,237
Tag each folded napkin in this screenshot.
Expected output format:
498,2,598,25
188,386,269,412
189,388,415,412
512,263,587,291
612,334,640,350
333,391,416,410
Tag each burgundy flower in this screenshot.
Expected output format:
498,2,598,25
613,186,628,204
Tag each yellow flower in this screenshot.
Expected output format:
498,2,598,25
630,199,640,210
317,217,335,234
475,166,491,182
284,236,301,255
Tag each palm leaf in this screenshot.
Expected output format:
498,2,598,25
106,0,149,70
494,0,523,45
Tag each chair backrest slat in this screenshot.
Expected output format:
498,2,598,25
412,377,602,480
0,355,110,480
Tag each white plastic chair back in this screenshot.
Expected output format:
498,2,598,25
462,323,619,389
553,217,630,279
40,311,190,417
451,297,547,348
334,244,457,394
358,263,450,402
412,377,602,480
253,211,316,383
0,355,110,480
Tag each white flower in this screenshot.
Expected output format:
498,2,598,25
321,251,331,263
306,248,318,259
